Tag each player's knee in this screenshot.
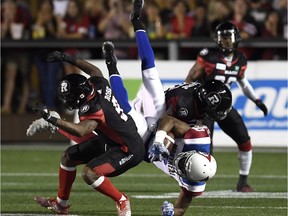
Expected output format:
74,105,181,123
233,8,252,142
238,140,252,151
82,166,99,185
61,150,75,166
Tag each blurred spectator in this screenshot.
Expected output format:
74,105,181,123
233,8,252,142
260,10,284,59
31,0,61,109
272,0,287,39
208,0,232,35
192,3,210,37
249,0,272,29
57,0,90,74
1,0,32,114
155,0,174,39
169,0,195,39
142,1,165,39
84,0,105,39
229,0,259,59
52,0,69,18
98,0,132,58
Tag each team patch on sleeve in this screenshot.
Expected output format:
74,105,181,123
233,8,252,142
199,48,209,56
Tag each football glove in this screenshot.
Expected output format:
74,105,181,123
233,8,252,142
162,201,174,216
32,102,58,125
148,141,170,163
47,51,76,64
26,111,60,136
255,99,268,116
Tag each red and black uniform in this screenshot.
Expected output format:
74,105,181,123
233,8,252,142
165,82,205,124
67,76,145,177
196,48,251,150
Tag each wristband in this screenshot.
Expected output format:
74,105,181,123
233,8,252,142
47,116,58,125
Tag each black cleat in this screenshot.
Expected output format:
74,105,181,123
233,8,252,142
102,41,117,65
129,0,144,21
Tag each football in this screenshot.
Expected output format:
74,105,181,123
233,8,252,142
164,132,175,152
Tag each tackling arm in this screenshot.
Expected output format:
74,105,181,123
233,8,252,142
185,62,205,83
47,51,103,77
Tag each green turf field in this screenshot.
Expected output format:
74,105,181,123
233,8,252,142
1,145,287,216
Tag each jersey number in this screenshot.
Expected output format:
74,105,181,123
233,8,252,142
111,96,128,121
215,75,237,85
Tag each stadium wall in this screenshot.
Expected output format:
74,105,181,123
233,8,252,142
90,60,288,147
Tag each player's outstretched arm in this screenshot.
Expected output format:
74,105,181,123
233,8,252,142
47,51,103,78
173,188,194,216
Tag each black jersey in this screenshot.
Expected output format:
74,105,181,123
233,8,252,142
165,82,204,123
78,76,143,152
197,48,247,86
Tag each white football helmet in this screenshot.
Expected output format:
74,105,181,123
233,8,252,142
174,151,217,182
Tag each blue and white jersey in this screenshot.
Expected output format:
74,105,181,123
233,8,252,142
153,125,211,194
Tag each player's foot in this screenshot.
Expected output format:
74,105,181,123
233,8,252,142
34,196,70,214
26,111,60,136
236,184,254,192
102,41,117,65
116,194,131,216
130,0,144,21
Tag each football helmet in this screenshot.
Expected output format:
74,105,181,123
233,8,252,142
174,151,217,182
214,21,241,55
58,74,93,110
197,80,232,121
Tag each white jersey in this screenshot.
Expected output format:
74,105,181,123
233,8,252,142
153,125,211,193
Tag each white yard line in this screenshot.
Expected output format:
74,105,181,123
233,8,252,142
1,173,287,179
132,190,288,199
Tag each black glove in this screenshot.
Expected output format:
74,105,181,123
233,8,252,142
32,102,58,124
255,99,268,116
47,51,75,64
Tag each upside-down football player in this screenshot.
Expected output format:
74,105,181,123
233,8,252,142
185,21,268,192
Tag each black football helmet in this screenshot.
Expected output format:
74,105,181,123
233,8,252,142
58,74,93,110
214,21,241,55
197,80,232,121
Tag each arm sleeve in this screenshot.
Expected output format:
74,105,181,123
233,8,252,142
57,128,97,144
237,77,258,102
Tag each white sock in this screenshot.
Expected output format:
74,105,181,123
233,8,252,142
57,197,69,207
238,150,252,175
119,194,127,202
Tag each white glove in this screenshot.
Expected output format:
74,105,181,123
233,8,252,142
162,201,174,216
148,141,170,162
26,111,60,136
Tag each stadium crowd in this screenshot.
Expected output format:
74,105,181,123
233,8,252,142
1,0,287,114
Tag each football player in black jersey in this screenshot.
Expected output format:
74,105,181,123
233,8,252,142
185,21,268,192
32,50,145,215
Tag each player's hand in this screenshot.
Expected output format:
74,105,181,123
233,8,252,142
47,51,66,62
255,99,268,116
32,102,58,124
148,142,170,162
162,201,174,216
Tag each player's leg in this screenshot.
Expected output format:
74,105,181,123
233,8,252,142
102,41,132,113
34,137,106,214
82,146,143,216
218,108,253,192
130,0,165,130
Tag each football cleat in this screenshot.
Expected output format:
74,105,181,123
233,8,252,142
116,194,131,216
129,0,144,21
236,184,254,192
26,111,60,136
102,41,117,65
34,196,70,214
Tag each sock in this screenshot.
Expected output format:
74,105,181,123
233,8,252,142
57,164,76,201
107,63,119,76
90,176,123,202
135,30,155,70
238,174,248,185
238,150,252,176
57,197,69,207
109,75,132,113
131,18,145,32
